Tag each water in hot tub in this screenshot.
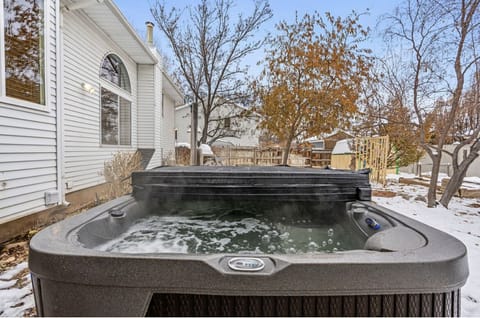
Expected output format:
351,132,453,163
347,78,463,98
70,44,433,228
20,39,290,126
96,201,364,254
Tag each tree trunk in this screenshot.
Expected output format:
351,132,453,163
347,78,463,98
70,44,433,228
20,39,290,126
282,139,293,165
200,117,208,145
440,144,479,207
440,168,467,208
427,154,442,207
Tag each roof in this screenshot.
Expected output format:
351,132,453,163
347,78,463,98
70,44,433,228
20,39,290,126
332,139,354,154
162,70,184,104
62,0,158,64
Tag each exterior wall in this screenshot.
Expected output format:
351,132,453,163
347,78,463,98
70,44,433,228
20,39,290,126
144,54,179,169
400,144,480,177
157,91,177,165
0,0,59,223
174,104,260,147
62,11,138,193
137,65,155,149
331,154,354,170
175,105,192,146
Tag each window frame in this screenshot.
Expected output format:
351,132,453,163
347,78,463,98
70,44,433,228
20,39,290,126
99,53,133,147
224,117,231,129
0,0,50,112
312,140,325,150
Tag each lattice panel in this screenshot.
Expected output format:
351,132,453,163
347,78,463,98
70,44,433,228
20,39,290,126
355,136,389,185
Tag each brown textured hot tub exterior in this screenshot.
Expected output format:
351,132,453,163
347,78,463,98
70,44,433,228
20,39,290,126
29,167,469,317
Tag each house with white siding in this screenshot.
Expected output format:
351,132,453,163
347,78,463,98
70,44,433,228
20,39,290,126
0,0,183,234
175,101,261,147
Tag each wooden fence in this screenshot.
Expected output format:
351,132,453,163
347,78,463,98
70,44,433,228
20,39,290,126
211,146,309,167
355,136,389,185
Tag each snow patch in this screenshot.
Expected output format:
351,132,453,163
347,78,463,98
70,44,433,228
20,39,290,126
0,262,34,317
0,262,28,281
464,176,480,184
199,144,214,155
0,280,16,289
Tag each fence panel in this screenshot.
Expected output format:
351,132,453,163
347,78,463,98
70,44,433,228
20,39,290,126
355,136,389,185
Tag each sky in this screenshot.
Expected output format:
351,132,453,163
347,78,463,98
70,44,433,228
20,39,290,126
114,0,400,73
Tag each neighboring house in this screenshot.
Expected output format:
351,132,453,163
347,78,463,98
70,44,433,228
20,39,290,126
401,143,480,178
303,131,354,167
0,0,183,229
175,101,261,147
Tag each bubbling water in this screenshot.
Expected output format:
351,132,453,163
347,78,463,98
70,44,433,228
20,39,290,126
95,206,361,254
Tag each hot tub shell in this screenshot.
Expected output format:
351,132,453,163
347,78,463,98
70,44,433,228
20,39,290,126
29,167,468,316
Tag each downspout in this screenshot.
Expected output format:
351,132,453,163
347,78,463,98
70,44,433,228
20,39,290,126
56,4,68,206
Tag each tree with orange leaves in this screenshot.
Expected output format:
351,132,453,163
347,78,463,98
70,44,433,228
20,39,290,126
252,12,373,165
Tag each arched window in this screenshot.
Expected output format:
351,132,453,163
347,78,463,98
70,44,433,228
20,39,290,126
100,54,131,145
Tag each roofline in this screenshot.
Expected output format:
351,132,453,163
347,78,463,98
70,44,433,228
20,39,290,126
175,103,192,111
104,0,158,64
162,69,183,99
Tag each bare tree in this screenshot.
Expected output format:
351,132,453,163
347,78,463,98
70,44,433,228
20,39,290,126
356,58,425,168
383,0,480,207
151,0,272,144
439,68,480,206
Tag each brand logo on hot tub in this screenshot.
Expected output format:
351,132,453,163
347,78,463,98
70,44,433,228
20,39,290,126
228,257,265,272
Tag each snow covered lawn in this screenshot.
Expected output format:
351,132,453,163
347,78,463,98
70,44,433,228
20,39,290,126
0,177,479,317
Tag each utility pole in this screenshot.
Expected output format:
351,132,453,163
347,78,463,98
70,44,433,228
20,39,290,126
190,102,199,165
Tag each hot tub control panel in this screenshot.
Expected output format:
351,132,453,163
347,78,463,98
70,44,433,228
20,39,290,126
348,203,394,237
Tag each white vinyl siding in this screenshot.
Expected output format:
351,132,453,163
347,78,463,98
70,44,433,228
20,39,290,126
158,92,176,163
0,0,57,222
137,64,155,148
62,12,138,193
145,63,162,168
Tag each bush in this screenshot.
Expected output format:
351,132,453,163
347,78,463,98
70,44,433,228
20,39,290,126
103,151,142,199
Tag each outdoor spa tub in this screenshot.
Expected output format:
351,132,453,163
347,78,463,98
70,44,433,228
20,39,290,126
29,166,468,316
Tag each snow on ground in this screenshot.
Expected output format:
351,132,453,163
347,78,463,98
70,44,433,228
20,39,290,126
465,176,480,184
0,174,478,316
374,175,480,317
0,262,34,317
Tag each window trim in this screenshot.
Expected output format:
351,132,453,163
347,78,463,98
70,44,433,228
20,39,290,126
0,0,50,112
99,52,131,93
100,86,133,147
312,140,325,150
99,53,133,147
224,117,231,129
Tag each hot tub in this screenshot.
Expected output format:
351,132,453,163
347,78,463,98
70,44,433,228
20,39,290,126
29,166,468,316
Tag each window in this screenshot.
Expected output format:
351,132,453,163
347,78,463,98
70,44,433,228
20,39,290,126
224,117,231,129
2,0,45,105
100,54,131,145
312,140,325,150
